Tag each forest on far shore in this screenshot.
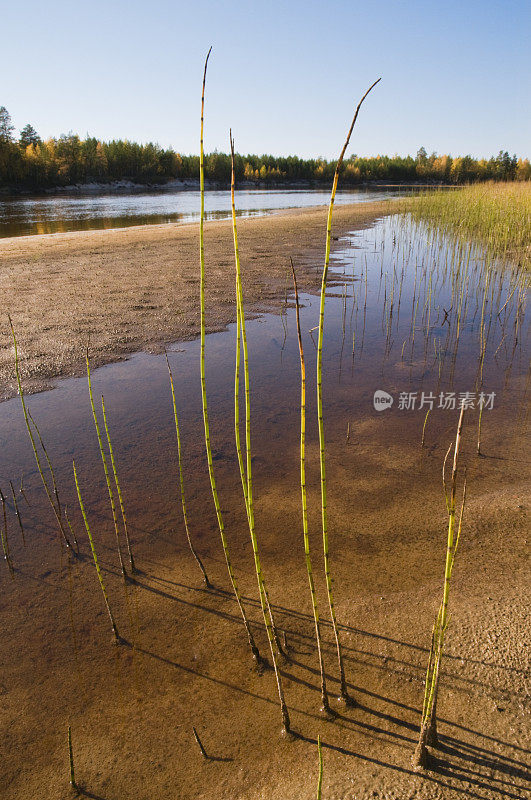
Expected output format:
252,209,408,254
1,106,530,191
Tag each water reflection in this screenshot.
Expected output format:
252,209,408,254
0,188,402,238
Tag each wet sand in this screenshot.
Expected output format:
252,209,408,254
0,200,393,400
0,210,528,800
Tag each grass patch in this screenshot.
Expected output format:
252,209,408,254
406,182,531,269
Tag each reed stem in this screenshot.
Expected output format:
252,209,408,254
9,316,73,551
73,460,119,642
9,480,25,546
86,352,127,579
317,79,380,704
230,133,290,731
166,354,211,587
291,257,331,716
317,734,323,800
413,405,466,769
101,395,136,574
192,726,208,760
199,50,260,663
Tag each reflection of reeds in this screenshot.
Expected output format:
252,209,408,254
230,134,290,732
291,257,331,716
317,79,380,704
73,460,119,642
199,50,260,664
166,353,211,588
413,405,467,769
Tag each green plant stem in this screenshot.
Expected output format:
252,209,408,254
230,133,290,731
317,734,323,800
421,408,430,448
9,316,73,551
73,460,119,641
9,480,25,546
414,405,466,769
86,351,126,579
316,78,380,704
199,49,260,664
101,395,136,574
166,354,211,587
291,257,331,715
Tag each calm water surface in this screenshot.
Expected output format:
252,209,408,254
0,188,401,238
0,215,527,571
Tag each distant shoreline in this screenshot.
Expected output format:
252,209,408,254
0,179,451,199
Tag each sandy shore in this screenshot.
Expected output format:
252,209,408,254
0,200,394,400
0,198,528,799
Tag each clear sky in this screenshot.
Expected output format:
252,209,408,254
2,0,530,159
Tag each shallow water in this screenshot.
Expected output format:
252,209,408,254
0,187,404,238
0,214,527,568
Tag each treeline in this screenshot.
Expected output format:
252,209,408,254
1,106,530,191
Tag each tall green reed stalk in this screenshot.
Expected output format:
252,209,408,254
231,248,285,659
413,405,467,769
166,353,211,587
317,79,380,704
101,395,136,573
73,459,119,642
9,316,73,552
230,134,291,732
291,257,331,716
86,351,127,579
199,50,260,663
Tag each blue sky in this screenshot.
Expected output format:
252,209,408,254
2,0,530,159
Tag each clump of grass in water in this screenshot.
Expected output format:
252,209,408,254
406,182,531,270
166,352,211,588
316,79,381,705
198,49,261,664
291,257,332,717
73,460,120,643
230,133,291,733
413,405,467,769
9,316,74,553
